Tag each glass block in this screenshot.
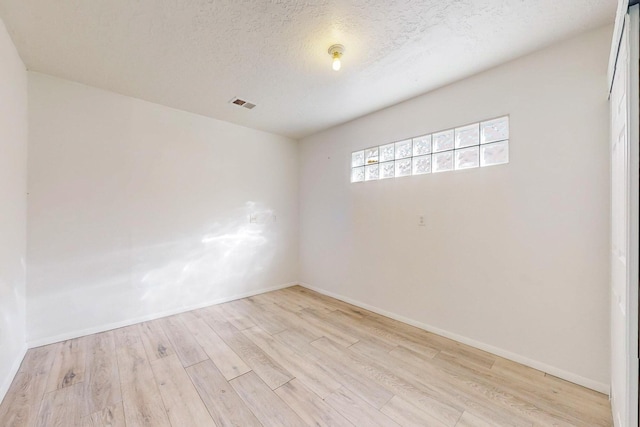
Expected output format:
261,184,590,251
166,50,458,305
413,135,432,156
455,123,480,148
365,163,379,181
395,158,412,177
379,143,394,162
481,116,509,144
365,147,379,164
481,140,509,167
432,129,454,153
351,166,364,183
394,139,412,160
432,151,454,173
412,155,431,175
380,161,395,179
351,150,364,167
455,146,479,170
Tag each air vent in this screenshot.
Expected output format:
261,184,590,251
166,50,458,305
230,98,257,110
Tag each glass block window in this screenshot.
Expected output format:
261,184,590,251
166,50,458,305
413,155,431,175
395,158,412,177
433,130,454,153
455,124,479,148
351,166,364,183
481,140,509,166
365,147,379,164
395,140,412,160
365,163,379,181
380,161,395,179
481,116,509,144
455,146,479,170
379,143,394,162
433,151,454,173
350,115,509,183
352,150,364,167
413,135,431,156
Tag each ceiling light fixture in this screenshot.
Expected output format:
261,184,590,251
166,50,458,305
328,44,345,71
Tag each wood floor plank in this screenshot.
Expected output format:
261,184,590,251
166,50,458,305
114,326,171,427
350,339,396,361
273,328,319,355
322,309,399,350
426,350,606,426
257,299,323,342
45,337,87,392
299,308,369,346
491,357,545,381
277,287,336,313
272,329,395,409
290,286,369,318
389,344,438,368
454,411,499,427
324,387,401,427
275,379,353,427
345,306,466,351
302,309,397,351
186,359,262,427
81,402,126,427
229,371,305,427
158,315,208,367
325,306,443,358
369,341,534,426
210,301,257,331
381,395,451,427
382,343,550,426
221,298,286,334
261,336,391,411
0,345,57,427
2,287,613,427
36,382,84,427
254,289,308,313
313,337,463,426
243,325,342,398
200,313,294,389
178,310,251,380
295,308,360,347
543,373,612,409
454,357,612,425
434,348,496,370
241,297,291,335
83,331,121,416
137,319,175,361
149,354,216,427
363,313,494,365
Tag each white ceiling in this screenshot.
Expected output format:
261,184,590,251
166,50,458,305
0,0,615,139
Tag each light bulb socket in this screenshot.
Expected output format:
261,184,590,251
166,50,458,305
328,44,345,71
328,44,345,57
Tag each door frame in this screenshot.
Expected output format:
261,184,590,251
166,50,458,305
609,2,640,426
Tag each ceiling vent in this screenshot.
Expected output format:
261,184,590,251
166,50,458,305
230,98,256,110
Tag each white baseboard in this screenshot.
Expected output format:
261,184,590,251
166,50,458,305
0,343,28,406
299,282,610,395
27,282,296,348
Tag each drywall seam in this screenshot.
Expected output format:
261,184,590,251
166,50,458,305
299,282,610,395
27,282,296,348
0,343,28,406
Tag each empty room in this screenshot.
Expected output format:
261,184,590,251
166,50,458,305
0,0,638,426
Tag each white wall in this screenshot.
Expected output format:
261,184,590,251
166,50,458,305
299,26,612,391
0,18,28,402
27,73,299,344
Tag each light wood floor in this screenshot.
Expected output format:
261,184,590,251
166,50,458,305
0,285,612,426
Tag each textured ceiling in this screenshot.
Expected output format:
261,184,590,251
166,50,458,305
0,0,615,138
